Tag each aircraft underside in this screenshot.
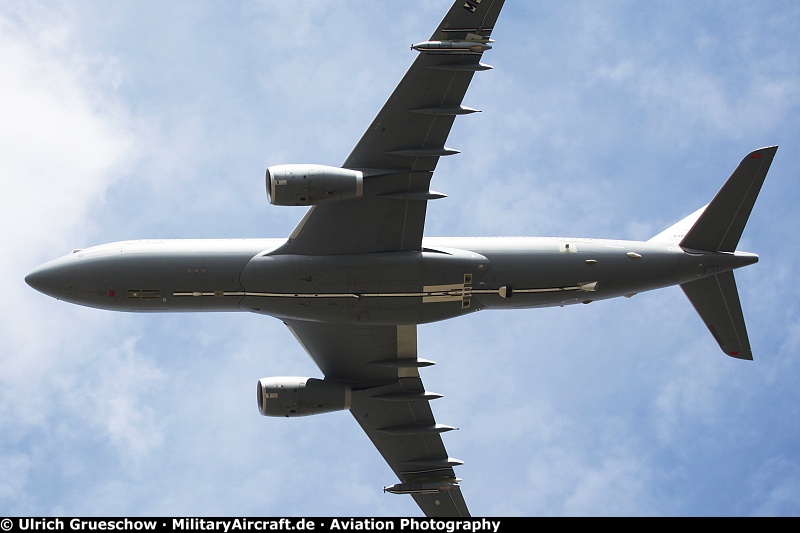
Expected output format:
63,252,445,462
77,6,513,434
27,236,757,326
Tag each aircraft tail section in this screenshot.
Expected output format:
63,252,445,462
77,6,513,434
650,146,777,360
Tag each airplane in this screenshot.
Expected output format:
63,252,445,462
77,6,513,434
24,0,777,517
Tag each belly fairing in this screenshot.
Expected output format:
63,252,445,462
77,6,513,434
239,247,490,324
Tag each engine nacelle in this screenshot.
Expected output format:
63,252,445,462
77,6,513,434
256,376,351,417
266,164,363,206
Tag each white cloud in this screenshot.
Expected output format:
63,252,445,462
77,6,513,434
0,3,135,253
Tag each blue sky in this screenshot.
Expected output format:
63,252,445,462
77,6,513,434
3,0,800,517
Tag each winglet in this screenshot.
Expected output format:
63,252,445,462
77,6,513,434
679,146,777,252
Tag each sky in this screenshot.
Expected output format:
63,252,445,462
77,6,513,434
2,0,800,518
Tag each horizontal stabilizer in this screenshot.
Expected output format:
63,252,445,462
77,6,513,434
680,146,777,252
681,271,752,360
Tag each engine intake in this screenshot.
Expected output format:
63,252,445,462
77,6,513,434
266,164,363,206
256,376,351,417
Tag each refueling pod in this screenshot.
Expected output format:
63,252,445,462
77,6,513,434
266,164,363,206
411,40,493,53
256,376,351,417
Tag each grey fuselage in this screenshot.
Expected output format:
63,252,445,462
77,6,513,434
26,237,757,325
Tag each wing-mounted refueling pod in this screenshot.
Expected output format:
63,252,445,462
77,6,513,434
384,478,462,495
412,32,494,54
411,40,492,53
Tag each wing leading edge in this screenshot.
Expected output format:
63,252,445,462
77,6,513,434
274,0,505,256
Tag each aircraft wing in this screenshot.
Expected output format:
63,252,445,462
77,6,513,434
284,320,469,517
274,0,504,256
274,1,506,516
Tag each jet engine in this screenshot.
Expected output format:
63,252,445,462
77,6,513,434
256,376,351,417
266,164,363,206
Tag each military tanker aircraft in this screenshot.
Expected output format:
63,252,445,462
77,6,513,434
25,0,776,517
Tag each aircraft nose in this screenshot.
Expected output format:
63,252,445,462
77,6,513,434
25,262,66,300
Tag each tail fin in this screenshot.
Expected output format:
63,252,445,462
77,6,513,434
653,146,777,360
